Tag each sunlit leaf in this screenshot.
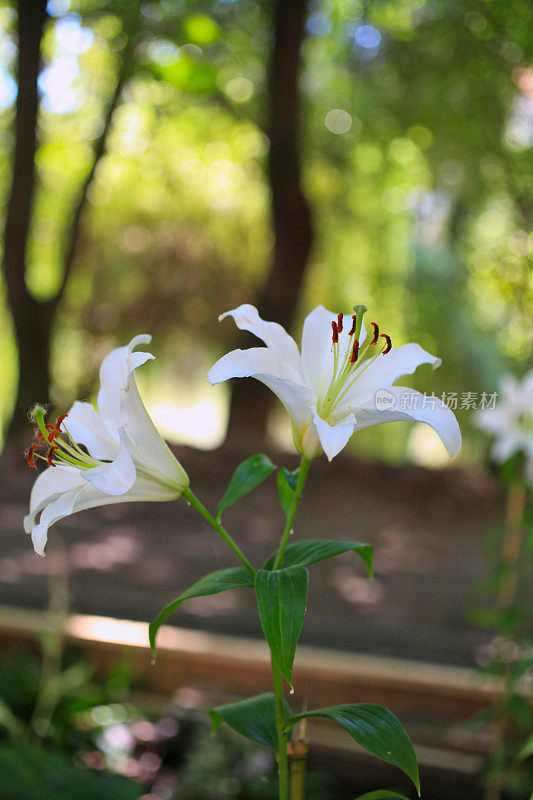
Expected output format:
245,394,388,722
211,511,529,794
263,538,373,576
255,566,308,689
288,704,420,794
217,454,276,520
149,567,254,658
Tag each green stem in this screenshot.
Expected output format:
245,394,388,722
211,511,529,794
183,487,255,576
273,457,311,570
272,655,289,800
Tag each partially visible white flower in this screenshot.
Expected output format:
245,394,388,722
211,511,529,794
475,370,533,483
24,335,189,556
207,303,461,461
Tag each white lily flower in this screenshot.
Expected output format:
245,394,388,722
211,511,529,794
207,304,461,461
24,334,189,556
475,369,533,484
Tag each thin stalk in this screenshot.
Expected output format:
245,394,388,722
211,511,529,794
273,457,311,570
289,739,308,800
272,656,289,800
183,487,255,576
484,478,527,800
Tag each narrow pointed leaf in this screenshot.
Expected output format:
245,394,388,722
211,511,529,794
288,704,420,794
255,566,308,689
210,693,290,749
353,791,412,800
277,467,300,517
263,539,373,577
150,567,254,658
217,454,276,520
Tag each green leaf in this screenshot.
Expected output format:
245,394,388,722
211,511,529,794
263,538,373,577
149,567,254,658
255,566,309,689
217,454,276,520
210,693,290,749
255,566,308,689
353,791,412,800
288,704,420,795
277,467,300,517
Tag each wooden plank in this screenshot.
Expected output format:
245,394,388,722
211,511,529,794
0,603,497,772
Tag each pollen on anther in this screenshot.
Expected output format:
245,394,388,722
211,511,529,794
380,333,392,354
337,313,343,334
350,339,360,364
370,322,379,345
47,446,58,467
348,315,357,336
331,320,339,344
27,444,39,468
55,413,68,432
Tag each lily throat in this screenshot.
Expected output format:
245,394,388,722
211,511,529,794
318,305,392,418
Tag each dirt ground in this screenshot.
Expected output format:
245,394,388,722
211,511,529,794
0,435,503,668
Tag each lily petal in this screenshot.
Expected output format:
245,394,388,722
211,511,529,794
96,335,187,491
24,466,85,534
354,386,462,456
208,345,317,455
312,408,356,461
83,431,136,495
219,304,301,372
97,334,154,427
347,343,441,406
120,374,189,491
31,485,85,556
207,346,301,385
29,476,181,556
492,435,521,463
63,400,118,460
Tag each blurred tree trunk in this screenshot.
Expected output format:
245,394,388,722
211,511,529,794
2,4,136,439
225,0,312,448
2,0,49,436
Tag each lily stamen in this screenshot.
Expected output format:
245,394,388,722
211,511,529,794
27,444,40,468
47,446,58,467
380,334,392,354
320,308,395,418
337,314,343,334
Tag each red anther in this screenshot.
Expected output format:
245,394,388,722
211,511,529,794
27,444,39,468
380,334,392,354
348,315,357,336
350,339,360,364
337,313,343,334
331,320,339,344
47,446,58,467
370,322,379,345
36,429,46,443
55,413,68,432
